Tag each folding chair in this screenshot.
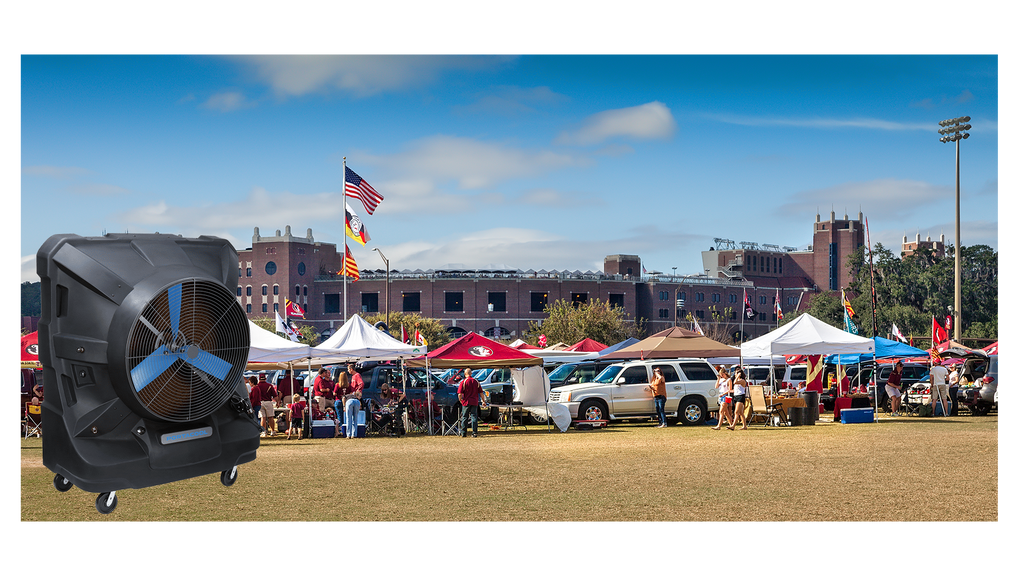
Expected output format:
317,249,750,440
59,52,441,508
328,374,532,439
24,403,43,438
440,404,461,436
748,385,788,427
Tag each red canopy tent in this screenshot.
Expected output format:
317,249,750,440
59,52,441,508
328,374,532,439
21,331,41,369
564,338,607,352
406,333,544,368
982,341,998,356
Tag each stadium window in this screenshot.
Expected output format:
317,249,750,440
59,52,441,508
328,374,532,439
445,291,464,312
262,285,267,296
246,267,252,277
402,292,421,312
246,304,251,313
324,294,340,314
273,285,279,295
729,294,737,303
488,292,507,312
361,293,379,313
531,292,548,312
571,293,588,307
246,286,252,296
262,303,267,313
609,294,625,309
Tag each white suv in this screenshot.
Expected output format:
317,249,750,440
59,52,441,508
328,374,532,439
547,359,719,425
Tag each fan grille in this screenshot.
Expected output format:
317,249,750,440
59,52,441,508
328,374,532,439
125,279,249,422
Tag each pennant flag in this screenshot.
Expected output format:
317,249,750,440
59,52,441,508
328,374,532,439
345,202,371,245
415,329,426,346
891,323,908,343
743,289,756,320
932,316,948,347
909,334,915,348
275,311,300,342
344,166,383,215
841,289,858,334
401,324,409,344
928,347,942,364
692,317,705,336
337,245,360,281
774,288,783,320
285,299,305,318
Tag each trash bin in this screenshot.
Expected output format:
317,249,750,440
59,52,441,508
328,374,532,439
801,391,820,422
803,406,816,426
787,406,804,426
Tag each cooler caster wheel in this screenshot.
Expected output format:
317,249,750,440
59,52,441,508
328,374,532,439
96,491,117,514
54,474,73,492
220,466,238,487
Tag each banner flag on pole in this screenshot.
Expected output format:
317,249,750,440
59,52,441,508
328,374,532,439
774,288,783,320
337,245,360,281
891,323,908,343
275,311,300,342
344,166,384,215
285,299,305,318
345,202,371,245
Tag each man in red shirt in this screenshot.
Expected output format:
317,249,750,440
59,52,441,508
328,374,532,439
313,368,335,413
457,368,485,437
255,373,279,437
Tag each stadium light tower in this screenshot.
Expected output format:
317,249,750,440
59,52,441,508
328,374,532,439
938,116,971,343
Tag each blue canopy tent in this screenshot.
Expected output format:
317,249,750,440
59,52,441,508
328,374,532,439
825,336,928,365
597,337,640,357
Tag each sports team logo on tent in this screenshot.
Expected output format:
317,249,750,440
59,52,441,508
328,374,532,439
468,345,494,358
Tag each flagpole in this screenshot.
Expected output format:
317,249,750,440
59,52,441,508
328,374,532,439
866,217,878,337
343,157,349,322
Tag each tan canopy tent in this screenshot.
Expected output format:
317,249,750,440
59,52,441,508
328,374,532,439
601,326,738,360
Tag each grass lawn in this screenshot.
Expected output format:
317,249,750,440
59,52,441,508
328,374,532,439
21,413,997,522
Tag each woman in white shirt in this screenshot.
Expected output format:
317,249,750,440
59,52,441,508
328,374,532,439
712,366,734,430
732,369,750,430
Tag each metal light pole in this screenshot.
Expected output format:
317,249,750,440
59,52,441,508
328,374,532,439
939,116,971,343
373,248,390,329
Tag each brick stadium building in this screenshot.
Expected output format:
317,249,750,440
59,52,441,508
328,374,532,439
237,212,871,342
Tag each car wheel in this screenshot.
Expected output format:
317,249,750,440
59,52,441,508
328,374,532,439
970,403,991,416
677,397,707,426
527,411,548,425
579,400,607,421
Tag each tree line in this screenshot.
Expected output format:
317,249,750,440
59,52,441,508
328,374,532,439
787,243,997,344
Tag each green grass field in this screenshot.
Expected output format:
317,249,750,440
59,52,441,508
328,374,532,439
21,413,997,522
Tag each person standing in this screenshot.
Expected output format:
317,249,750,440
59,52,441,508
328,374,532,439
286,394,306,440
313,368,335,413
731,369,749,430
457,368,485,437
930,360,951,416
333,370,350,429
255,373,279,437
712,366,734,430
343,364,365,439
886,361,905,416
648,367,668,428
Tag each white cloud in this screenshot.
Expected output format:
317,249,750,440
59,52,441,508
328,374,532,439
457,85,569,115
21,255,37,283
236,55,509,98
68,183,131,196
711,113,934,131
777,179,948,220
116,187,348,233
369,135,587,190
200,91,255,112
555,101,677,146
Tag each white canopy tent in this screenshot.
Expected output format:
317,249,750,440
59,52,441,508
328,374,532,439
740,314,875,399
740,313,875,358
311,315,426,362
247,321,314,365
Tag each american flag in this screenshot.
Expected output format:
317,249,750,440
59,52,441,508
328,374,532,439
344,166,383,215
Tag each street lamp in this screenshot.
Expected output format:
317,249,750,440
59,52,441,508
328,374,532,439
373,248,390,329
939,116,971,342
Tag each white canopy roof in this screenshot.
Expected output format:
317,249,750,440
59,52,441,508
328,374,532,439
740,313,875,357
311,315,426,362
247,321,313,364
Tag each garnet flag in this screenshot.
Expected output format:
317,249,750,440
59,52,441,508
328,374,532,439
285,299,305,318
743,289,756,320
401,324,409,344
774,288,783,320
932,316,948,347
344,166,383,215
338,245,359,281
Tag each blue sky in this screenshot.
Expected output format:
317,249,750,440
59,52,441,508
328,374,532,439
19,54,999,282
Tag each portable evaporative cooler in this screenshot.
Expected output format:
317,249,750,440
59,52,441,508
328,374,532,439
36,233,260,514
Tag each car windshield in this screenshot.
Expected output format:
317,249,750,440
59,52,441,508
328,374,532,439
593,365,623,384
405,368,447,388
548,363,576,383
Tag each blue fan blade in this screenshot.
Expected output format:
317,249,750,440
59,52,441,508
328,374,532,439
131,346,179,392
168,283,182,336
184,348,233,381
